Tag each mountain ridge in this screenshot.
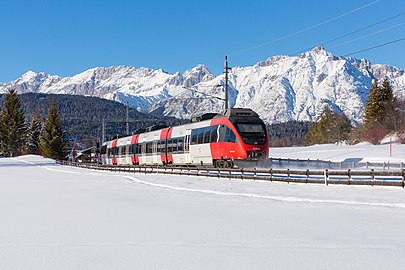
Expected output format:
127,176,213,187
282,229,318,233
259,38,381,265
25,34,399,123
1,47,404,124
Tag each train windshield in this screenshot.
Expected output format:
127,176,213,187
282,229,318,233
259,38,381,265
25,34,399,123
235,123,267,145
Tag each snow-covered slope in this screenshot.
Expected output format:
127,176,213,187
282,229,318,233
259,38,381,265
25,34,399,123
1,154,405,269
1,47,404,124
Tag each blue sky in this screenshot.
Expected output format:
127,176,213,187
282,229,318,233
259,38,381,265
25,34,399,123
0,0,404,82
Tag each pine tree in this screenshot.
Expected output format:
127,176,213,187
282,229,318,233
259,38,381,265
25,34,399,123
364,80,383,127
25,112,43,154
381,78,399,131
364,78,398,131
40,100,68,160
304,107,352,146
0,89,27,156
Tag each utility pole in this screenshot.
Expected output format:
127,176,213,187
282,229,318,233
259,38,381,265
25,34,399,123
126,103,129,135
224,56,230,110
102,118,105,143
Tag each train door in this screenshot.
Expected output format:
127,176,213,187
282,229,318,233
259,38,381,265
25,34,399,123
184,129,191,164
140,139,146,164
152,135,159,164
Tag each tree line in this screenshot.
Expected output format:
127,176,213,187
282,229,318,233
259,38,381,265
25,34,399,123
0,90,68,159
304,78,404,145
0,91,186,159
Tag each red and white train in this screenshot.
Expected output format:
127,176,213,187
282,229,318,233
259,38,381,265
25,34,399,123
100,108,268,167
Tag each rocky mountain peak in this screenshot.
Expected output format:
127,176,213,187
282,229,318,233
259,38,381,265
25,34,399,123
0,49,404,124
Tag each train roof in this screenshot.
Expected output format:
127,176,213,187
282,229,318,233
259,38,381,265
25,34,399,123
191,108,259,123
103,108,262,144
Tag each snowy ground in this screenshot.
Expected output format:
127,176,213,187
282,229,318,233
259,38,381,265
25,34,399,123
1,154,405,269
270,142,405,163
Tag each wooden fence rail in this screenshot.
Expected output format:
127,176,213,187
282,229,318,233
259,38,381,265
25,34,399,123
269,157,404,170
57,161,405,188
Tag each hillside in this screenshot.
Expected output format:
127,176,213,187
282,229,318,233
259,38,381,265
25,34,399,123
0,93,185,146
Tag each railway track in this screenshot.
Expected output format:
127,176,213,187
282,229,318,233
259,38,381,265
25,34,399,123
58,161,405,188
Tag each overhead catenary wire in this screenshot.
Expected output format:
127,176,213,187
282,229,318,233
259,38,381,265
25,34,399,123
220,38,405,90
294,11,405,55
344,37,405,56
230,0,382,56
328,22,405,49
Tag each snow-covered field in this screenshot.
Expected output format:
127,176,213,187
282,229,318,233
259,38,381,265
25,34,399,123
271,142,405,163
1,154,405,269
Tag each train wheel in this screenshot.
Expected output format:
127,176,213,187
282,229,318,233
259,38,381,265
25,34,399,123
226,160,234,168
215,160,232,168
214,160,224,168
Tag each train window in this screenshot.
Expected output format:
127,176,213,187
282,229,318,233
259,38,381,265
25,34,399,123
157,140,164,154
224,127,236,143
128,144,132,155
203,127,211,144
197,128,203,144
134,144,139,155
147,143,150,154
177,138,184,153
134,144,138,155
141,142,146,154
210,125,218,142
191,129,198,145
167,138,172,153
171,138,177,154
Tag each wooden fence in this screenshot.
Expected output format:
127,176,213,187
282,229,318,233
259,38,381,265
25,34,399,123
58,161,405,188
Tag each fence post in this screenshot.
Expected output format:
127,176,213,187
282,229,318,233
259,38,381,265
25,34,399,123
366,161,369,169
348,169,351,185
241,168,244,180
254,168,257,180
269,169,273,182
371,169,375,186
228,169,231,180
324,169,329,186
287,169,290,184
217,168,220,179
402,170,405,189
306,169,309,184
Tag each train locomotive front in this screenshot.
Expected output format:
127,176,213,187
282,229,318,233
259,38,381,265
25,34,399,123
100,108,269,167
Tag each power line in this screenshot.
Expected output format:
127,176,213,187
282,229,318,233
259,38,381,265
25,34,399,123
222,38,405,90
328,22,405,49
344,37,405,56
322,11,405,46
294,11,405,55
182,86,225,101
230,0,382,55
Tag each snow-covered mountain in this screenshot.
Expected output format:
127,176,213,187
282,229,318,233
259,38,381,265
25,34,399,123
1,47,404,124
